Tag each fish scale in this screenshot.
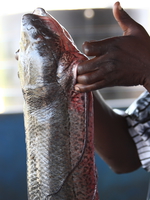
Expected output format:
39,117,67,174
17,7,99,200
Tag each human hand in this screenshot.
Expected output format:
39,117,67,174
75,2,150,92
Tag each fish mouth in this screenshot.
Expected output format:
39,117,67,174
16,8,61,61
21,7,51,33
22,8,60,37
33,7,48,17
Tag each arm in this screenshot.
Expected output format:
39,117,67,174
74,1,150,173
93,90,141,173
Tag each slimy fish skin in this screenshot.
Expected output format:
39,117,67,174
17,7,99,200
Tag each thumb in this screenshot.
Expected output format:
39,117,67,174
113,2,143,36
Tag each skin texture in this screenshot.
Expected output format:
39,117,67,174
75,1,148,173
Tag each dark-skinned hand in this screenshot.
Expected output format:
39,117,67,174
75,1,150,92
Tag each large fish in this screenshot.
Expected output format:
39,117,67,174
17,8,99,200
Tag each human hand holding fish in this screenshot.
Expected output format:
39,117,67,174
75,1,150,93
75,1,143,174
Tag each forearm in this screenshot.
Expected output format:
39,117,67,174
93,90,141,173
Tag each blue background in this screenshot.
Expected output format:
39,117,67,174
0,113,149,200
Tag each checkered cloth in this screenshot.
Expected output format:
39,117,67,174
125,90,150,171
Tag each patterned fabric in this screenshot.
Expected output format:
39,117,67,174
125,90,150,171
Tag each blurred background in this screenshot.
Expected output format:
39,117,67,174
0,0,150,199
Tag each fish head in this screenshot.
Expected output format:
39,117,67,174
18,10,64,90
17,8,81,91
17,8,85,93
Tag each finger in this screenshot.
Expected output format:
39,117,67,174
113,2,147,36
78,49,119,76
77,71,101,85
75,80,107,93
77,60,113,84
77,63,119,89
82,38,116,57
77,56,104,75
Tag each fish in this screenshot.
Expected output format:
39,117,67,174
17,7,99,200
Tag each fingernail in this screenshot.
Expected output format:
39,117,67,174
83,42,90,55
84,47,90,55
75,86,80,92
